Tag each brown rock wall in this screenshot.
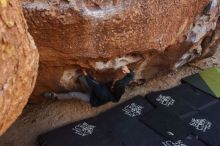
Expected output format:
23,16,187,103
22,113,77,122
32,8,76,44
22,0,220,101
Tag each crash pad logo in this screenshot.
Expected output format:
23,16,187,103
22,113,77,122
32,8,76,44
189,118,212,132
72,122,96,136
162,140,187,146
156,94,175,107
122,103,144,117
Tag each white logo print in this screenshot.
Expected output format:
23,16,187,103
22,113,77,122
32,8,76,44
122,103,144,117
156,94,175,107
72,122,96,136
162,140,187,146
189,118,212,132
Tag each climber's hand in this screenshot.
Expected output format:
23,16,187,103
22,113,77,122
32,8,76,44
82,69,88,76
122,66,130,74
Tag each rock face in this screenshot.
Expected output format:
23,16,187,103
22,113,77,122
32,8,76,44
0,0,39,135
23,0,220,101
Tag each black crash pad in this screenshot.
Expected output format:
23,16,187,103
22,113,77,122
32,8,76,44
38,96,161,146
151,135,206,146
146,84,218,116
182,67,220,98
38,96,206,146
182,101,220,146
38,118,122,146
94,96,163,146
139,108,193,141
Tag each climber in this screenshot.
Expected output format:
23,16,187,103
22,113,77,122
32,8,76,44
43,66,134,107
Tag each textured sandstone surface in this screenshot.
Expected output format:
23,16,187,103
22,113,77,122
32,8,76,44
22,0,220,101
0,47,219,146
0,0,39,135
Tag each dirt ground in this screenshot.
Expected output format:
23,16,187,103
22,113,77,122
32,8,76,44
0,48,220,146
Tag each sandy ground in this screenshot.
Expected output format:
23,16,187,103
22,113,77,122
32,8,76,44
0,48,220,146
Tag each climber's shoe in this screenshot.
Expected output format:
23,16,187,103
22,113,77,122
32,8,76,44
43,91,57,99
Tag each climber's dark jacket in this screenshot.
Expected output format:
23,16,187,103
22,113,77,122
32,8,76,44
112,71,135,102
85,71,134,107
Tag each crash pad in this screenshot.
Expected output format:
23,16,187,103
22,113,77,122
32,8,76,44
182,67,220,98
